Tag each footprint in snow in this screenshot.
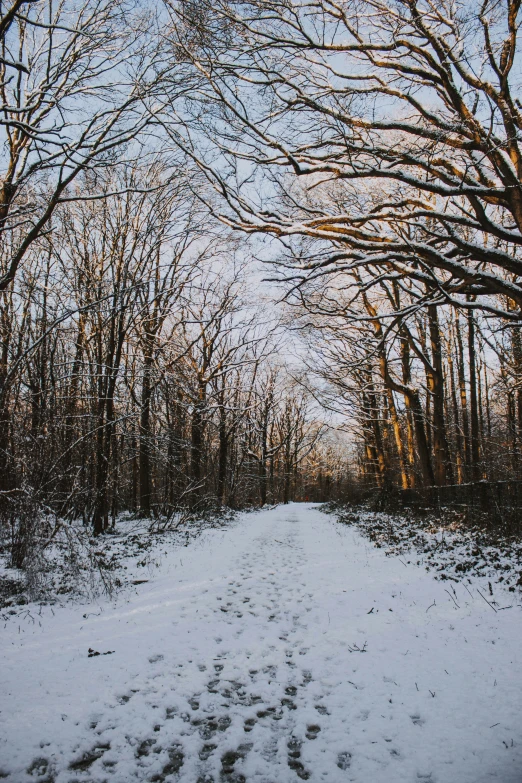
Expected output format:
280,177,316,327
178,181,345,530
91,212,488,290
305,724,321,740
198,742,217,762
244,717,256,733
192,714,232,739
27,756,54,780
207,677,220,693
221,743,252,778
150,743,184,781
287,737,310,780
315,703,329,716
136,737,161,758
337,751,352,770
68,741,110,772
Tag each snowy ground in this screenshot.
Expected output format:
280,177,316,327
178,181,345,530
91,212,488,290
330,505,522,590
1,503,522,783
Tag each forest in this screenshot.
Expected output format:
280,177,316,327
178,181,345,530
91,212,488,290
1,0,522,560
2,0,522,551
2,3,522,783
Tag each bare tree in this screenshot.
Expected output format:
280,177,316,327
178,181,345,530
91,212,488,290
0,0,163,293
164,0,522,318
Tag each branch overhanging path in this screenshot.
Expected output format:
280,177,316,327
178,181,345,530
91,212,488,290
1,504,522,782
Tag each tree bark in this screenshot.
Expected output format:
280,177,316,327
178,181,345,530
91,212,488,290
468,310,481,480
139,352,153,516
455,312,471,475
427,305,452,485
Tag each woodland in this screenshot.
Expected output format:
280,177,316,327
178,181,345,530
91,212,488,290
2,5,522,782
1,0,522,570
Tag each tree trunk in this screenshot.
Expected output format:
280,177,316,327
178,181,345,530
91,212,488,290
283,434,292,504
468,310,481,480
512,324,522,477
405,388,435,487
386,385,410,489
218,410,228,505
364,376,387,485
139,352,153,516
455,312,470,474
447,344,464,483
363,292,410,488
191,381,206,503
427,305,452,485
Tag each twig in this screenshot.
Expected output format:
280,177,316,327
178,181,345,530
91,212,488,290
347,641,367,653
463,583,474,599
477,588,497,612
445,589,460,609
426,600,436,612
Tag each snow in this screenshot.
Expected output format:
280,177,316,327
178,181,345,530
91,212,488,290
332,506,522,590
1,503,522,783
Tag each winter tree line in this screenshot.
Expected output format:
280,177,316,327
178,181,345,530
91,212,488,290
1,166,347,544
1,0,522,553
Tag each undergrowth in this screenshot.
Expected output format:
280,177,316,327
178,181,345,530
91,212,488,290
327,502,522,592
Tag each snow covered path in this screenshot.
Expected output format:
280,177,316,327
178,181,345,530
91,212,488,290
1,503,522,783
